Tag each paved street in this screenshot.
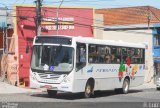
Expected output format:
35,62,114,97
0,81,159,102
0,88,160,102
0,83,160,108
1,90,160,108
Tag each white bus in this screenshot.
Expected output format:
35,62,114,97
30,35,146,98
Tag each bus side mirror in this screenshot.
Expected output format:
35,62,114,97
26,45,29,54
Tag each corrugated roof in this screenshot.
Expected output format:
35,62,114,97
95,6,160,26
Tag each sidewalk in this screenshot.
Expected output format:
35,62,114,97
131,82,156,90
0,81,42,94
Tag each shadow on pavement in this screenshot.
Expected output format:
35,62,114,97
30,89,143,100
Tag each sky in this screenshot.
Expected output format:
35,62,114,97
0,0,160,9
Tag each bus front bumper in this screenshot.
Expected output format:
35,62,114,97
30,79,72,92
30,78,59,89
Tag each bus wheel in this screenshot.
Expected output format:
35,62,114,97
47,90,57,97
84,82,94,98
122,78,130,94
157,87,160,90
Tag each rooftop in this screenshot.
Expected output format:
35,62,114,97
95,6,160,26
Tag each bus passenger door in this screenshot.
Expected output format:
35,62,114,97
73,43,88,92
76,43,86,73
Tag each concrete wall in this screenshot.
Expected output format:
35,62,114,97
96,29,154,83
94,14,104,39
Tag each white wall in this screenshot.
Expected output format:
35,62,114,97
94,14,104,39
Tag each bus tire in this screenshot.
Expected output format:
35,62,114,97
47,90,57,97
122,78,130,94
157,87,160,90
114,88,121,94
84,81,94,98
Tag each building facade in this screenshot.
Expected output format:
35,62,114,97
0,8,14,82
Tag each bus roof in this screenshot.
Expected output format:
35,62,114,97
73,36,146,48
35,35,146,48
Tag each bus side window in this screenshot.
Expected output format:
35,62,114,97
110,47,121,63
76,43,86,71
116,47,121,63
132,48,142,64
88,44,96,63
111,47,117,63
122,48,127,63
104,46,111,63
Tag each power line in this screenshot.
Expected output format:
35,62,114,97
0,13,153,35
0,14,35,18
43,0,116,4
7,7,149,25
42,9,103,24
40,16,153,35
21,0,26,4
149,7,160,22
0,5,158,34
3,6,159,28
44,7,148,22
0,0,26,7
14,0,21,4
42,16,104,29
4,5,159,27
4,7,150,28
42,0,135,9
42,8,149,29
1,7,156,30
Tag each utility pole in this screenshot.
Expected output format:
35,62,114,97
35,0,42,36
147,7,151,29
56,0,64,35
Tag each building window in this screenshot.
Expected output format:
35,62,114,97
154,35,160,46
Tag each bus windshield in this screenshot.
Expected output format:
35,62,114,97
31,45,74,72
